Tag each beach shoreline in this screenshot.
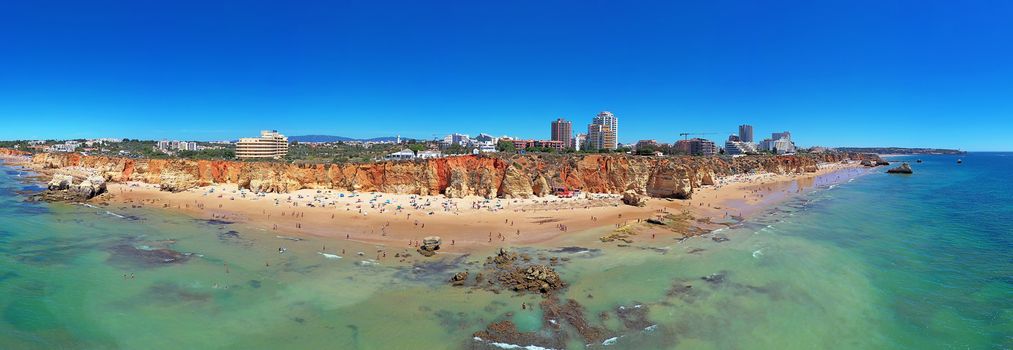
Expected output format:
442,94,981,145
73,160,870,259
1,153,873,263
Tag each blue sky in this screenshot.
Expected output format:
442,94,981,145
1,1,1011,150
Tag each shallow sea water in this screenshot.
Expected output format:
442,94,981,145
1,153,1010,349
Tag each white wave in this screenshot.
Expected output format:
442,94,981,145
602,336,620,346
482,340,556,350
82,203,99,209
105,211,125,219
644,324,658,332
752,249,763,258
318,252,342,259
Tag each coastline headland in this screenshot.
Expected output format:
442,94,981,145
2,148,879,200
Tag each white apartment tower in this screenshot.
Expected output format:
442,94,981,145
588,111,618,150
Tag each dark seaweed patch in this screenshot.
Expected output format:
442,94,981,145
395,254,471,283
200,219,234,225
11,203,51,216
0,271,20,282
146,282,212,303
12,243,94,266
105,244,191,268
616,303,653,331
549,246,601,254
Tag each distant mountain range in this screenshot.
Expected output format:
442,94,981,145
288,135,399,143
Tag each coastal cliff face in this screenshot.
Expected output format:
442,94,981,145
19,151,877,199
0,148,30,157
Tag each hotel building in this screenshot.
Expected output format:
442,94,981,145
236,130,289,159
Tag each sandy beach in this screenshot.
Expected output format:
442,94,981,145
91,159,869,260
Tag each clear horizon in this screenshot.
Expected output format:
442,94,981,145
2,1,1011,151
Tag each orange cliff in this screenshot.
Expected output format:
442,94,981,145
0,148,31,157
7,149,878,200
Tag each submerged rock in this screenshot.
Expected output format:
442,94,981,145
886,163,913,174
449,271,468,286
106,244,191,267
701,272,726,284
646,218,665,225
450,249,565,294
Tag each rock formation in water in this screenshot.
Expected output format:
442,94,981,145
33,174,107,201
417,236,441,257
450,249,566,294
886,162,913,174
48,174,73,190
10,149,879,200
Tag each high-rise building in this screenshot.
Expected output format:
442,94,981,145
738,124,754,143
550,118,573,148
771,131,791,141
585,111,619,150
585,124,616,151
586,124,604,151
236,130,289,159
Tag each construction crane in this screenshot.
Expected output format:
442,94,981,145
679,132,720,140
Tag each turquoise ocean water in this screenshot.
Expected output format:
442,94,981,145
1,153,1010,349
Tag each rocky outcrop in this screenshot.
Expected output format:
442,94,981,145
9,149,879,200
417,236,441,257
532,174,550,197
48,174,73,190
159,170,198,192
887,162,913,174
646,162,693,199
621,190,648,207
74,175,107,199
35,174,106,202
449,271,468,286
451,249,566,294
0,148,29,156
500,164,533,198
443,168,471,198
